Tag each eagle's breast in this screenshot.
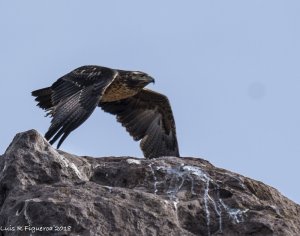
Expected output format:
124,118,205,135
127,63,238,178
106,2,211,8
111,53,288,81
101,79,139,102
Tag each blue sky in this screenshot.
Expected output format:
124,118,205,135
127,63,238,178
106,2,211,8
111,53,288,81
1,1,300,203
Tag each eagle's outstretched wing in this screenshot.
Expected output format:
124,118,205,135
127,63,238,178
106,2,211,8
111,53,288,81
32,66,115,148
99,89,179,159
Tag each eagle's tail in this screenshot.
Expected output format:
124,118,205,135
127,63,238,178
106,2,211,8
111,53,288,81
32,87,53,110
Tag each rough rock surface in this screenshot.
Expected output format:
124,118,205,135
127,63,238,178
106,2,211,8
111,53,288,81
0,130,299,236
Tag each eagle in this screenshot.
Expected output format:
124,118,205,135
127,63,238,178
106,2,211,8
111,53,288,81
32,65,180,159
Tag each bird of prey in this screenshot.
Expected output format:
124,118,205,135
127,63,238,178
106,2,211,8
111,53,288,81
32,65,179,159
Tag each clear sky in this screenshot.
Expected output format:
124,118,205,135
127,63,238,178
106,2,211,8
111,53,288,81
1,1,299,203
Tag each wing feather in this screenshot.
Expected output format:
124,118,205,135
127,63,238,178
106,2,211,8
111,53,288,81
32,66,115,148
99,89,179,159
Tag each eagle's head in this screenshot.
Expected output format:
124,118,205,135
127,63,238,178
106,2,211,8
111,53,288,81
120,70,155,89
130,71,155,88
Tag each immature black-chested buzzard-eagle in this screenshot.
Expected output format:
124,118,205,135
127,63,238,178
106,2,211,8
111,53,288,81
32,65,179,159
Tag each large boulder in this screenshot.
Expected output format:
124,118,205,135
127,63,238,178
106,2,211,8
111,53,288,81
0,130,299,235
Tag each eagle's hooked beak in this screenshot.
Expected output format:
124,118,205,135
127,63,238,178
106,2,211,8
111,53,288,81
148,76,155,84
138,75,155,85
132,72,155,86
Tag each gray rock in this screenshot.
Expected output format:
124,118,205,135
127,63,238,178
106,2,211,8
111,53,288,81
0,130,299,236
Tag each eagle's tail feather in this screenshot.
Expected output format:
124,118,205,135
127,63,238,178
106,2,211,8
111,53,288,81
32,87,53,110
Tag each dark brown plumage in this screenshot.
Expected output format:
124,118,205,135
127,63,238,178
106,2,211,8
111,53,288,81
32,65,179,159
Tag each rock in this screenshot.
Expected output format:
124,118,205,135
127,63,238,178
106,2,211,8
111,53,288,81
0,130,299,236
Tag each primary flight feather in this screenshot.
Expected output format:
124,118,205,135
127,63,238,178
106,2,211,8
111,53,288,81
32,65,179,159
